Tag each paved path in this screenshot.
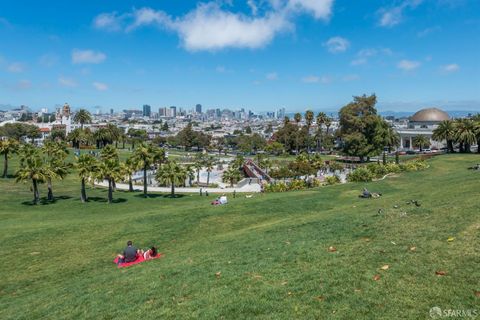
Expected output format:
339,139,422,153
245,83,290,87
96,181,261,193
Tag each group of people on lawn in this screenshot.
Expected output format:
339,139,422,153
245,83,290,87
117,241,157,264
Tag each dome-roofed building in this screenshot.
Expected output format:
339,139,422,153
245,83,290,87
395,107,450,150
410,107,450,123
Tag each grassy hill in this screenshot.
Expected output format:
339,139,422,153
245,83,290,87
0,154,479,319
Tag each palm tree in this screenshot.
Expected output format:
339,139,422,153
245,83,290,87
67,128,83,149
42,141,70,201
413,135,430,152
156,160,187,197
106,124,121,148
454,119,476,153
222,166,242,187
304,110,314,153
204,156,215,186
76,153,98,202
432,120,455,153
0,138,19,178
97,145,121,203
294,113,302,125
124,156,139,192
93,127,111,149
474,116,480,153
74,109,92,129
193,153,205,183
132,143,165,197
316,112,327,151
15,145,49,205
185,164,195,187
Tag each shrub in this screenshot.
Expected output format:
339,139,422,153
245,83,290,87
329,161,344,172
324,175,340,185
347,167,374,182
366,163,389,178
289,179,307,191
385,163,401,173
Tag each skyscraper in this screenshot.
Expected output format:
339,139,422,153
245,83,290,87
195,104,202,114
170,106,177,117
143,104,151,117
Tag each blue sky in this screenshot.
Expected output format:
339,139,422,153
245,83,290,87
0,0,479,113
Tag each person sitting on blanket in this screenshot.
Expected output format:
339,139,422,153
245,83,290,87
117,240,140,264
143,246,158,260
219,194,228,204
360,188,371,198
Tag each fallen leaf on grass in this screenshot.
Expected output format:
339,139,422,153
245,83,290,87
447,237,455,242
328,246,337,252
373,274,381,281
409,246,416,252
435,271,447,276
474,291,480,297
391,241,397,245
29,252,40,255
281,281,288,286
380,265,389,271
288,292,292,296
285,241,291,245
215,272,221,278
354,288,362,293
314,296,325,302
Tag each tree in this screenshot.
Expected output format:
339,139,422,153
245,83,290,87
305,110,314,129
0,138,19,178
316,112,328,151
156,160,186,197
50,128,66,141
432,120,455,153
15,144,49,205
42,141,70,201
204,156,215,186
26,125,41,144
132,143,165,197
245,126,252,134
237,133,266,154
97,145,121,203
67,128,83,149
338,94,385,161
413,135,430,152
185,164,195,187
74,109,92,129
76,153,98,202
473,115,480,153
127,128,148,149
193,152,205,183
93,127,112,149
294,113,302,125
177,122,196,150
123,156,139,192
453,119,476,153
222,166,243,187
265,141,284,155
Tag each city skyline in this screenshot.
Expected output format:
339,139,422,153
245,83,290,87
1,0,479,112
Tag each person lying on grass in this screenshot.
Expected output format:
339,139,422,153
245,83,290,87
141,246,158,260
117,240,141,264
359,188,382,198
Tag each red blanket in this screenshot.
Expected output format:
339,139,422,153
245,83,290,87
113,254,162,268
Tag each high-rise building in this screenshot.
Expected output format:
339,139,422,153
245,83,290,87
170,106,177,118
110,108,114,115
159,107,166,117
143,104,151,117
276,108,286,119
195,104,202,114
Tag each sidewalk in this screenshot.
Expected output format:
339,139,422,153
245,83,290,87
95,181,261,193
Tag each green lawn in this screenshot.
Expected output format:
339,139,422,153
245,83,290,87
0,154,479,319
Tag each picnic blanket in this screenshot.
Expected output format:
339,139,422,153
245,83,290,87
113,253,162,268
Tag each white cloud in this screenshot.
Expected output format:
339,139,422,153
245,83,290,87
39,54,58,67
16,80,31,90
93,82,108,91
287,0,334,20
319,75,332,84
247,0,259,15
92,1,335,51
266,72,278,80
397,59,421,71
172,3,292,51
441,63,459,73
351,47,392,66
343,74,360,81
72,49,106,64
417,26,441,37
58,77,77,87
216,66,226,73
93,12,122,31
302,75,319,83
324,36,349,53
7,62,25,73
378,0,423,28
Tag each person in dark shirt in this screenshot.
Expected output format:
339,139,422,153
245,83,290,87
117,240,140,264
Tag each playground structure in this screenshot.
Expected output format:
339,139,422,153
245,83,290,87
243,159,272,182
